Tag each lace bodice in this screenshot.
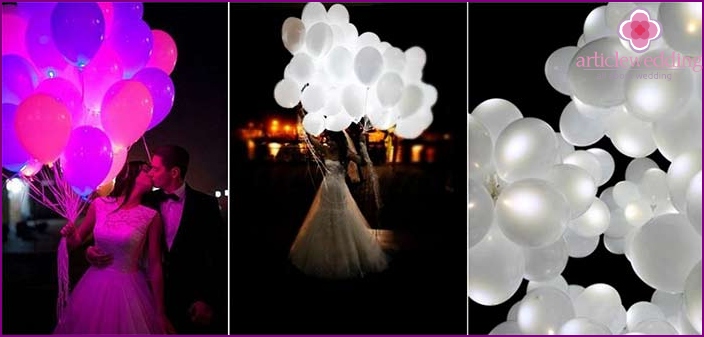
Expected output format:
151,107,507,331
325,159,345,177
92,197,157,273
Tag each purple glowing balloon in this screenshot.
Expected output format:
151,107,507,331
26,9,69,79
50,2,105,68
16,2,57,20
62,126,113,197
112,2,144,23
109,19,153,78
2,54,39,105
132,67,175,130
2,103,32,172
35,77,84,124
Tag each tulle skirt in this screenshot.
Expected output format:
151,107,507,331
290,175,388,279
54,267,164,334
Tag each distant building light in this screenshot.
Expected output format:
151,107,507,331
6,178,25,194
411,145,423,163
224,190,229,197
269,142,282,158
215,191,222,198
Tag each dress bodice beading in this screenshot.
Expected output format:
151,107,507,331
324,159,345,177
92,198,157,273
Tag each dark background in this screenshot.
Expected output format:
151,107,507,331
229,3,468,335
468,3,668,334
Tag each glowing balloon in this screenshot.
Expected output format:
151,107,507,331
574,283,627,333
468,178,493,249
559,318,611,334
652,97,702,162
2,54,39,105
273,78,301,109
568,37,631,107
2,103,31,172
471,99,523,142
627,302,667,332
301,2,327,26
563,227,599,258
625,157,658,182
685,171,702,235
547,164,597,219
81,44,124,111
25,9,68,79
62,126,113,197
683,261,702,334
517,286,575,334
50,2,105,67
587,148,615,186
282,17,306,55
468,114,493,182
302,112,325,136
14,93,72,164
146,29,177,75
545,46,578,96
494,118,559,183
667,150,702,213
522,237,568,282
376,72,404,107
100,80,153,149
306,22,333,59
34,77,84,124
99,147,127,187
570,197,610,237
354,46,383,85
659,2,702,56
112,2,143,23
563,150,603,184
3,12,28,57
108,19,153,78
394,109,432,139
132,67,175,131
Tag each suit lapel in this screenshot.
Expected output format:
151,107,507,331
168,185,192,254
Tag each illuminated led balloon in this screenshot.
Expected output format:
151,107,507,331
547,164,597,219
522,237,568,282
468,114,493,182
494,118,559,183
517,286,575,334
659,2,702,56
468,178,493,249
683,261,702,334
685,171,702,235
470,98,523,142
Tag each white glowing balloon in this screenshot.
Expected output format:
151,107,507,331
667,150,702,213
354,46,383,85
570,197,610,237
572,96,626,119
652,98,702,162
523,237,568,282
624,199,654,228
559,100,605,147
494,118,559,183
285,52,315,85
600,187,618,211
627,302,667,332
383,47,405,73
273,78,301,109
604,235,626,255
577,34,586,47
685,171,702,235
341,84,366,119
470,98,523,142
547,164,597,219
376,72,404,107
651,290,684,323
605,2,638,31
355,32,380,50
489,321,521,335
625,157,658,182
683,261,702,334
300,84,326,113
507,300,521,321
468,178,493,249
625,49,693,122
630,214,702,293
302,112,325,136
394,109,432,139
568,284,585,302
468,225,525,306
324,112,353,132
604,108,657,158
367,107,396,131
468,114,493,182
568,37,631,107
495,179,570,248
659,2,702,56
563,227,599,258
306,22,333,59
326,4,349,24
545,46,579,96
638,168,675,216
558,317,612,335
583,6,614,43
282,17,306,54
587,148,615,186
556,133,575,160
632,320,679,335
404,46,426,70
517,286,575,334
325,46,353,82
396,84,423,118
563,150,602,184
527,275,569,294
613,181,641,209
605,208,634,238
574,283,627,334
301,2,327,26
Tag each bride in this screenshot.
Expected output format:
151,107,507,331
289,130,388,279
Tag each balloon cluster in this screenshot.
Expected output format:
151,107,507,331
273,2,437,139
469,2,701,334
2,2,178,196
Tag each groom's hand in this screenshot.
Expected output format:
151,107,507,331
85,246,113,268
188,301,213,325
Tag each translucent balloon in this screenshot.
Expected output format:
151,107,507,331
376,72,404,107
3,12,29,57
302,112,324,136
324,111,353,132
100,80,154,149
396,85,423,118
625,157,658,182
548,164,597,219
468,114,493,182
583,6,614,43
273,78,301,109
562,150,602,184
600,186,619,211
301,2,327,26
99,147,127,187
300,84,326,114
568,284,585,302
145,29,178,76
630,214,702,293
306,22,333,59
544,46,578,96
2,54,39,105
394,109,432,139
574,283,627,333
555,132,575,160
468,225,525,306
326,4,349,24
570,197,610,237
325,46,353,83
383,47,405,73
468,178,493,249
653,98,702,162
108,19,153,78
522,237,568,282
558,317,611,335
14,93,72,164
132,67,175,131
517,286,575,334
563,227,599,258
25,9,68,79
489,321,521,335
685,171,702,235
587,148,615,186
627,302,667,332
559,100,605,146
625,49,693,122
341,84,366,119
605,2,638,31
354,46,383,86
613,181,641,209
638,168,674,216
605,208,634,238
651,290,683,323
683,261,702,334
624,199,654,228
568,37,631,107
2,104,31,172
470,98,523,142
495,179,570,248
571,95,626,119
50,2,105,67
81,44,124,111
281,17,306,54
632,320,679,335
507,300,521,321
527,275,569,294
604,235,626,254
603,108,657,158
355,32,380,50
112,2,143,23
667,150,702,213
494,118,559,183
62,126,113,197
34,78,83,126
659,3,702,56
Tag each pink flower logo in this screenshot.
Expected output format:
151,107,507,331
619,8,661,53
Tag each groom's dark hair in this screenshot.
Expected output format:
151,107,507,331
152,145,190,180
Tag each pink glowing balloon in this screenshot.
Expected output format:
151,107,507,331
145,29,177,75
34,77,84,124
97,2,115,40
14,93,72,164
81,44,124,111
100,80,153,149
62,126,113,197
99,147,127,187
2,12,28,56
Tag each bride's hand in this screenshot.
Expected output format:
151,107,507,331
59,222,75,237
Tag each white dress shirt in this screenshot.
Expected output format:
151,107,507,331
161,183,186,251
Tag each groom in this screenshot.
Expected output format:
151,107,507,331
86,145,227,334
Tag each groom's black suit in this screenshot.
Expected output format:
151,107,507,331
144,185,227,334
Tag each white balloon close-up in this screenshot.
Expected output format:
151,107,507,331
469,2,702,335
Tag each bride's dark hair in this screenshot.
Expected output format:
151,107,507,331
109,160,149,211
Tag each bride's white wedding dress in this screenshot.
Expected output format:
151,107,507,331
290,159,388,279
54,197,165,334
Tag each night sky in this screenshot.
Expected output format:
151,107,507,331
469,3,669,334
128,3,228,195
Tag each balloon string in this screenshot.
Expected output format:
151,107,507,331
142,136,152,162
